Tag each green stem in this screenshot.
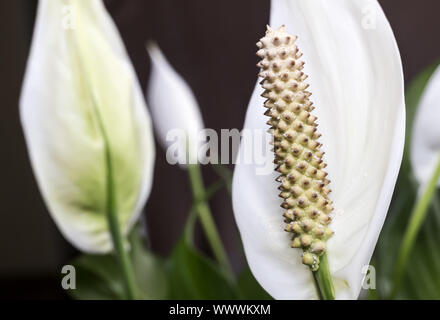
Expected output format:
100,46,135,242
107,195,138,300
312,253,335,300
212,164,232,194
74,40,137,299
391,152,440,298
185,180,224,245
95,103,138,300
187,164,233,275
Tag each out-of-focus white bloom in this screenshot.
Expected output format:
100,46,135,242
146,42,205,166
20,0,155,253
232,0,405,299
411,65,440,186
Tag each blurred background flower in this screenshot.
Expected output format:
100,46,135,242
146,41,205,166
411,66,440,188
1,0,440,299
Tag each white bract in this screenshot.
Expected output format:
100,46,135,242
411,65,440,186
20,0,155,253
146,42,205,166
232,0,405,299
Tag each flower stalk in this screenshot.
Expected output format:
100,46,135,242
106,186,138,300
188,164,233,276
93,96,138,300
312,253,335,300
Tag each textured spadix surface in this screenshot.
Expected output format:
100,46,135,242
411,66,440,186
257,26,334,271
232,0,405,299
20,0,155,253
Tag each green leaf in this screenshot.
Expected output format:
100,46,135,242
163,194,237,300
237,267,273,300
69,227,168,300
373,60,440,299
129,228,168,300
70,254,125,300
166,238,238,300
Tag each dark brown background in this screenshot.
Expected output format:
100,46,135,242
0,0,439,299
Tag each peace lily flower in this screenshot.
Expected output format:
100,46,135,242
411,66,440,187
146,42,205,166
146,42,231,273
232,0,405,299
20,0,155,254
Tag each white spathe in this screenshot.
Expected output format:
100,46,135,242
232,0,405,299
411,65,440,186
146,42,205,166
20,0,155,253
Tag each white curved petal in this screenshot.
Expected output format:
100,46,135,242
20,0,155,253
411,66,440,186
233,0,405,299
146,42,205,166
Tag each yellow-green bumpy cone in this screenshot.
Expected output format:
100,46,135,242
257,25,334,271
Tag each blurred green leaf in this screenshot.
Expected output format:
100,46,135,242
373,61,440,299
129,228,168,299
70,254,125,300
166,238,238,299
69,227,168,300
166,205,238,300
237,267,272,300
